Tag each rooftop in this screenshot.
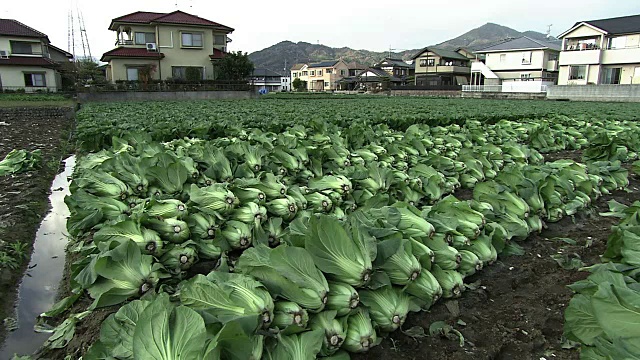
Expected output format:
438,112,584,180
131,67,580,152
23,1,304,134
109,10,233,32
308,60,339,68
575,14,640,36
0,19,48,40
100,47,165,62
0,56,57,67
476,36,561,53
412,47,470,61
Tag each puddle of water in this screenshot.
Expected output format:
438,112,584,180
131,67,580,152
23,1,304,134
0,156,75,358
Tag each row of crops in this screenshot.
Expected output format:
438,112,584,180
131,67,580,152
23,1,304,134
37,99,640,359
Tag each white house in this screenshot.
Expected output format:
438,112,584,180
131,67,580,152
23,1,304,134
557,14,640,85
470,36,561,93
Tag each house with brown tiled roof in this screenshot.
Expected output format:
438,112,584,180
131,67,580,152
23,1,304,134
101,10,234,83
0,19,72,92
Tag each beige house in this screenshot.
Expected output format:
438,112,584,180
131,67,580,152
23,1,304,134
412,47,474,86
471,36,560,92
290,60,349,91
557,14,640,85
0,19,72,92
101,11,233,83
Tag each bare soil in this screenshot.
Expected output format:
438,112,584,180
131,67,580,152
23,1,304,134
0,107,74,345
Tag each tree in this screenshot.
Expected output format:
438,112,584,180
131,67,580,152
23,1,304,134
292,77,306,92
218,51,254,81
76,58,106,85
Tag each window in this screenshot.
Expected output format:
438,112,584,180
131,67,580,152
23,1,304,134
521,51,532,65
181,32,203,47
521,73,532,81
569,65,586,80
419,59,427,67
326,69,332,74
318,70,323,76
172,66,204,80
340,69,346,76
302,71,308,76
608,36,626,49
601,67,621,84
135,32,155,45
310,70,315,76
24,73,46,87
11,41,38,55
293,72,298,77
214,34,226,45
324,82,329,87
500,54,506,63
126,68,139,81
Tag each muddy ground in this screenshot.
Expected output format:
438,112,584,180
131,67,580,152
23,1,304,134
40,151,638,360
0,107,74,345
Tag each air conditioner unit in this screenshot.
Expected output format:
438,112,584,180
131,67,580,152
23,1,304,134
0,50,9,59
146,43,157,51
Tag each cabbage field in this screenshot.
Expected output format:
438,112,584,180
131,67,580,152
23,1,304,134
36,98,640,359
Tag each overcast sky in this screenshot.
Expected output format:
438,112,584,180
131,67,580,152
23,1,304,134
3,0,640,61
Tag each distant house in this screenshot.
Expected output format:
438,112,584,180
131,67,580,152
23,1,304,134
471,36,561,92
412,47,475,86
346,61,367,76
557,14,640,85
374,57,414,79
0,19,72,92
100,10,233,83
290,60,349,91
340,67,403,91
249,68,288,92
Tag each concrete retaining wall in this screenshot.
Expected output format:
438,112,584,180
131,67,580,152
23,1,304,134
461,92,546,100
0,106,74,121
389,90,461,98
77,91,256,103
547,85,640,102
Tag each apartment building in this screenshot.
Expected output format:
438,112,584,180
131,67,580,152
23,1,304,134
557,14,640,85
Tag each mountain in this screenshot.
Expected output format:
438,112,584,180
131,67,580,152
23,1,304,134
248,23,552,73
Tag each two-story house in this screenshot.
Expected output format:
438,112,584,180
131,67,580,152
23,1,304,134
471,36,561,92
374,58,414,79
557,14,640,85
291,60,349,91
101,10,233,83
412,47,474,86
0,19,72,92
249,68,288,93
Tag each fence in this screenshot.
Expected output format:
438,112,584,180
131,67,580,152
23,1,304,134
1,86,61,93
391,84,462,91
462,84,549,93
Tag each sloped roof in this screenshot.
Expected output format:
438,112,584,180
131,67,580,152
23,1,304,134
101,47,165,62
48,44,73,58
109,10,233,32
253,68,284,77
376,58,412,68
347,61,367,70
309,60,339,68
209,48,226,60
476,36,561,53
577,14,640,35
356,68,402,82
412,47,469,60
290,63,306,70
0,56,57,67
0,19,48,40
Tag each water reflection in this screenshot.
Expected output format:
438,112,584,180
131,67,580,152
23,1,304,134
0,156,75,358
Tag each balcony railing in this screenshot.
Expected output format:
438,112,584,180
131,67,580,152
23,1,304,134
463,84,549,93
462,85,503,92
564,43,601,51
115,39,134,46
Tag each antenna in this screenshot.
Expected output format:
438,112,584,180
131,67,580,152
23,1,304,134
546,24,553,38
67,0,93,61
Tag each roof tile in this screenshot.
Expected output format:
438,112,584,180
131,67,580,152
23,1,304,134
100,47,164,62
0,56,56,67
0,19,48,39
111,10,233,31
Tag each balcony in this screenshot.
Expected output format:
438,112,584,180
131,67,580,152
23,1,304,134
116,39,134,46
559,50,601,65
546,60,558,71
602,47,640,65
418,65,470,74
